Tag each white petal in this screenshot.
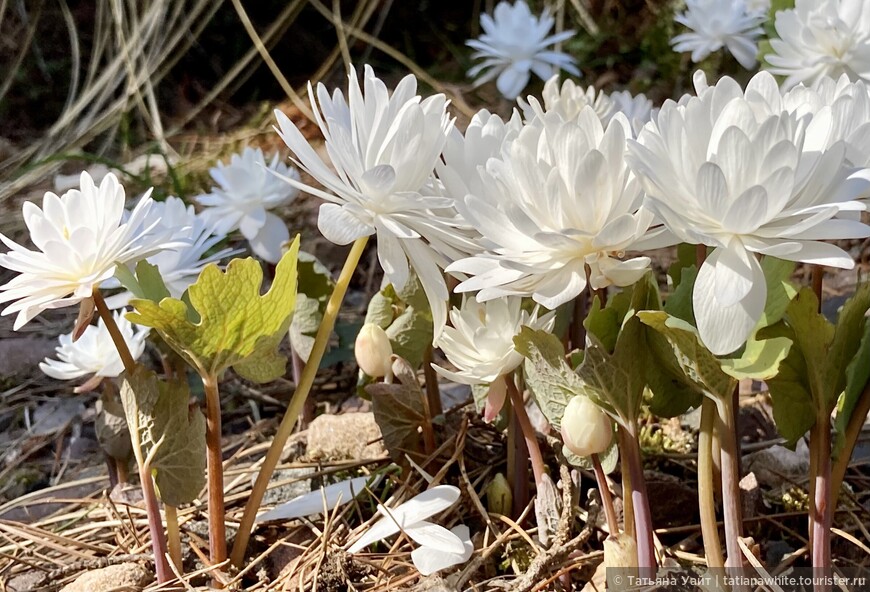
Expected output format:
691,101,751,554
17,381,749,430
256,476,375,522
410,525,474,575
402,521,466,554
693,246,766,356
249,213,289,264
317,203,374,245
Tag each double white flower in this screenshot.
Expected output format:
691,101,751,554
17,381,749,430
434,297,555,421
448,108,668,310
0,173,175,329
627,71,870,355
274,66,460,334
40,311,148,391
466,0,579,100
765,0,870,89
671,0,766,69
196,147,299,263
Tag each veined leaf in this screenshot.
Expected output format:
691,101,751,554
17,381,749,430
638,311,736,401
834,324,870,458
289,251,336,363
514,327,594,430
128,237,300,382
366,357,427,463
120,365,206,506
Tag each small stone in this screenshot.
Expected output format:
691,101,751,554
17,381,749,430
59,563,151,592
0,337,55,377
305,413,386,461
262,468,315,506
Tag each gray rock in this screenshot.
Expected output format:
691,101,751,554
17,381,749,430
58,563,151,592
306,412,386,461
743,439,810,489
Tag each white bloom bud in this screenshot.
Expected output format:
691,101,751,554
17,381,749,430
560,396,613,458
484,473,512,515
604,532,638,570
355,323,393,378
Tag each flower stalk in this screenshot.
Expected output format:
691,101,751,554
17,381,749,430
202,374,227,570
592,453,619,537
165,504,182,572
698,397,725,571
506,375,546,488
93,289,171,583
231,236,369,567
620,423,655,575
716,396,747,591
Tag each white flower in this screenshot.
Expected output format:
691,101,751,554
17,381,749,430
609,90,657,134
0,172,175,330
626,70,870,355
195,147,299,263
671,0,765,69
746,0,771,15
467,0,579,100
40,310,148,390
347,485,472,575
448,108,669,310
273,65,458,334
520,75,614,126
765,0,870,89
434,297,555,421
104,196,238,307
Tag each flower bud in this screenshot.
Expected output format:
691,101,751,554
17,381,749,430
560,396,613,457
354,323,393,378
485,472,512,515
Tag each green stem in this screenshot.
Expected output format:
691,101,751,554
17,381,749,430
592,453,619,537
95,289,171,582
811,417,833,592
699,398,726,572
230,236,369,567
166,504,182,573
506,375,546,488
93,290,135,373
621,423,656,576
202,374,227,575
618,428,635,540
139,463,172,583
716,396,747,592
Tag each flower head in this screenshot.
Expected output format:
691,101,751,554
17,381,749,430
434,296,554,421
196,147,299,263
467,0,579,100
0,172,175,329
40,310,148,391
274,66,458,334
671,0,766,69
765,0,870,89
448,108,669,310
104,196,238,307
626,71,870,355
519,76,614,127
347,485,472,575
609,90,657,134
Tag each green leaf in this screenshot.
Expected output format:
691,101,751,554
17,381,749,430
120,365,206,506
128,237,300,382
95,396,132,462
386,304,433,369
366,357,427,463
825,283,870,410
584,296,620,353
757,257,797,329
834,323,870,458
780,289,833,412
114,260,171,302
296,250,335,301
664,265,697,324
719,335,792,381
288,294,321,362
638,311,736,401
514,327,591,430
667,243,699,288
365,289,396,329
